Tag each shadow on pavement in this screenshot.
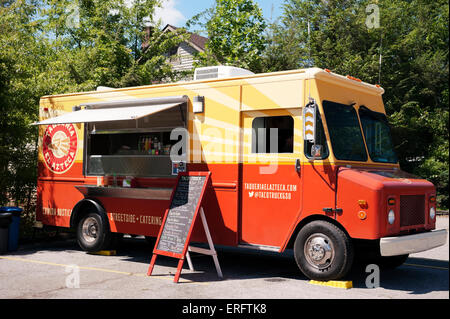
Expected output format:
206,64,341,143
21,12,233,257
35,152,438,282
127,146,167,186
349,257,449,294
7,236,449,294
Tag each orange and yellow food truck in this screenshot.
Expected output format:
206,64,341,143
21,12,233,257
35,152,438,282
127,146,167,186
33,66,447,280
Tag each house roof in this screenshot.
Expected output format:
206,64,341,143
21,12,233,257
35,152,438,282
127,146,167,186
162,24,208,52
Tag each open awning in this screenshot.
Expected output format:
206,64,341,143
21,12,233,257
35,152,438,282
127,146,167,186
32,95,188,126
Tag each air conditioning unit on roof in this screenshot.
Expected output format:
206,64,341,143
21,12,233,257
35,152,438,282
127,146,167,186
194,66,254,81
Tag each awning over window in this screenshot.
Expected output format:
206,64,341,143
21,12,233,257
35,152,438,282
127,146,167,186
32,95,188,125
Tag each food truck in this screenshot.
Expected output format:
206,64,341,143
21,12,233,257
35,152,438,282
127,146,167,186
33,66,448,280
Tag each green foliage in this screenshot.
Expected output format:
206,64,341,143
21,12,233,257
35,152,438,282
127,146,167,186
0,0,189,214
187,0,267,72
39,0,188,91
1,1,40,206
270,0,449,208
1,0,448,216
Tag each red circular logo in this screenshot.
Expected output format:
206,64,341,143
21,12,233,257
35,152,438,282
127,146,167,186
42,124,78,174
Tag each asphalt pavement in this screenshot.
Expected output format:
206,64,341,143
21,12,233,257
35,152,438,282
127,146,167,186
0,216,448,300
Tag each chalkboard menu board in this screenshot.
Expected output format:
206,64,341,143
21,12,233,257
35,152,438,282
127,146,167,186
154,172,210,257
147,171,222,283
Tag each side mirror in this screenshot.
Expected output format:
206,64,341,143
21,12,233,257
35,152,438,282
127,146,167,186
311,145,323,159
303,100,317,144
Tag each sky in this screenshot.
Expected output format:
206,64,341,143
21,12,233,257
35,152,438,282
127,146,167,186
154,0,284,29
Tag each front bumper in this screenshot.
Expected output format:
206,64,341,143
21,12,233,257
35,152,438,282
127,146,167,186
380,229,448,256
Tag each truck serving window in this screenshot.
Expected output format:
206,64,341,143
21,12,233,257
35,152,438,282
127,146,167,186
322,101,367,161
85,101,187,177
359,106,398,163
252,116,294,153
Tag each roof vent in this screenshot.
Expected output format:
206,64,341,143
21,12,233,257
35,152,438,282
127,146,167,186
194,66,254,80
96,86,114,91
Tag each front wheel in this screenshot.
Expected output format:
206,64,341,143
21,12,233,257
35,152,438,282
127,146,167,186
294,220,354,281
76,212,112,252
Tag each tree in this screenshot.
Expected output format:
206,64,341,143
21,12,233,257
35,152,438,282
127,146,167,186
0,0,191,233
187,0,268,72
0,0,42,208
269,0,449,208
40,0,189,91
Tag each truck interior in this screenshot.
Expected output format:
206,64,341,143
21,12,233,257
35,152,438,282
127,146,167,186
84,102,187,178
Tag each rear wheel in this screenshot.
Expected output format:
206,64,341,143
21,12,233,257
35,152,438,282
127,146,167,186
294,220,354,281
76,212,112,252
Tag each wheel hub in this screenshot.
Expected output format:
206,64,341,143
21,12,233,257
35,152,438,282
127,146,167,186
304,234,335,270
82,217,98,243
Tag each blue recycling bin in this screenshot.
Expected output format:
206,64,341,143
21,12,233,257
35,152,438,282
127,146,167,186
0,212,12,254
0,207,22,251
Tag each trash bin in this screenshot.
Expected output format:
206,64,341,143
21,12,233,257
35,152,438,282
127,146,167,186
0,207,22,251
0,212,12,254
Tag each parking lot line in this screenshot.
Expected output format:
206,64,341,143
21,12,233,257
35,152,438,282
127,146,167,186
0,256,205,284
403,263,449,271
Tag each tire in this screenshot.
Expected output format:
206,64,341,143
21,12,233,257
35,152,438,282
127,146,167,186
76,211,113,252
294,220,354,281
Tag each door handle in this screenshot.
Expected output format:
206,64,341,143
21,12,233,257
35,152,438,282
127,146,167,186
295,159,301,175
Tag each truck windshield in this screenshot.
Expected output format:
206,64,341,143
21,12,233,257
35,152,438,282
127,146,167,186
358,106,398,163
322,101,368,161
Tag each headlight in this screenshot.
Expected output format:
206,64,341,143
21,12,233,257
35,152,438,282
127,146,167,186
388,209,395,225
430,207,436,220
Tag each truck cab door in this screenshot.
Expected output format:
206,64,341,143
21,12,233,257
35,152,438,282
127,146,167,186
239,109,303,248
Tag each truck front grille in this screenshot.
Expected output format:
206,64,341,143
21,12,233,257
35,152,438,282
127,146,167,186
400,195,425,227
